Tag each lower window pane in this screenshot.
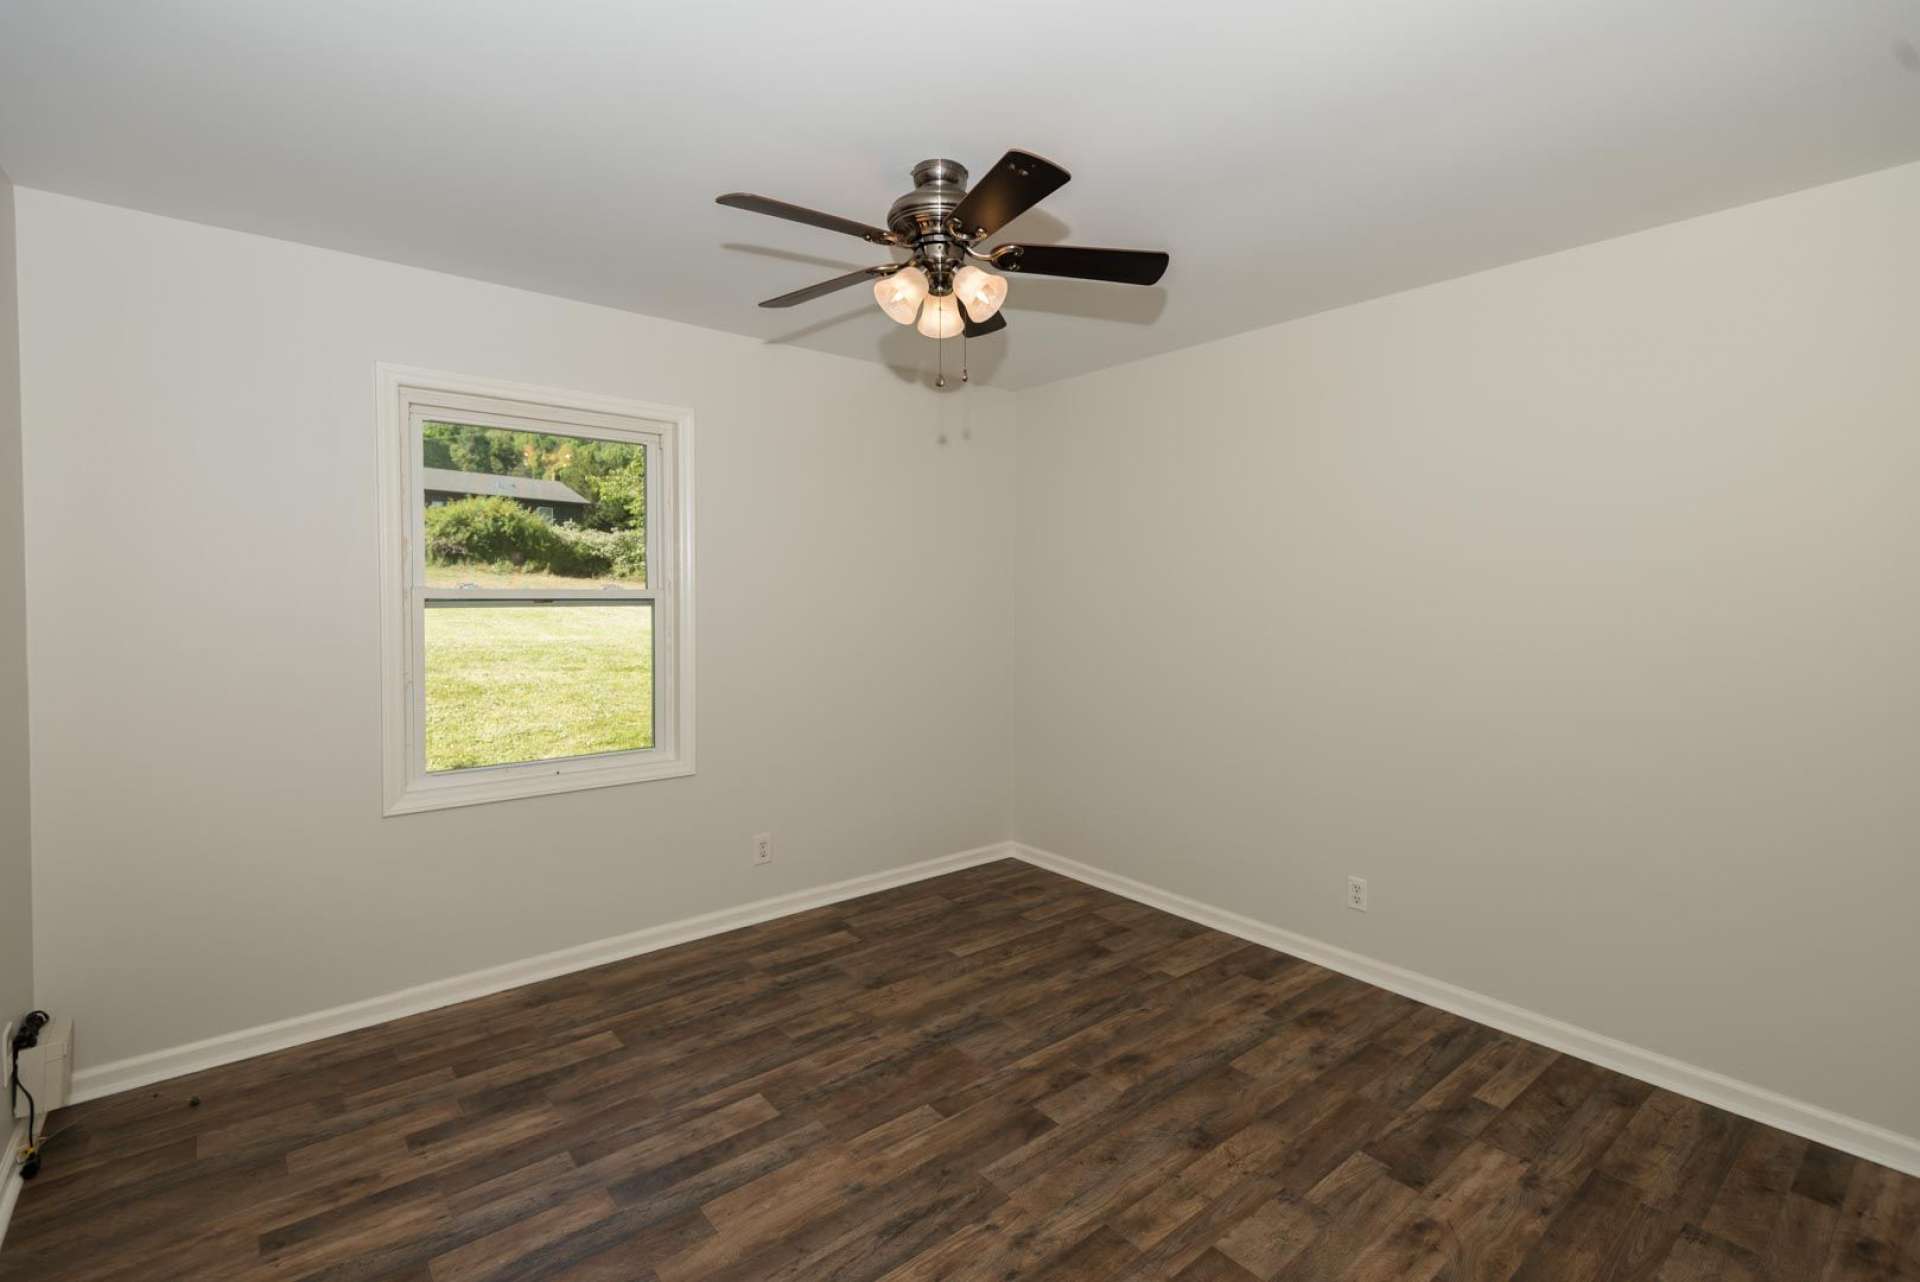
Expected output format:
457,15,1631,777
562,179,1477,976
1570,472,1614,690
425,603,653,772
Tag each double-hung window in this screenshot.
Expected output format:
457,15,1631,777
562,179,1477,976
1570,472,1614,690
378,366,694,814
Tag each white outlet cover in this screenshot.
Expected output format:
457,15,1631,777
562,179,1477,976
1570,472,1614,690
752,832,773,865
1346,876,1369,912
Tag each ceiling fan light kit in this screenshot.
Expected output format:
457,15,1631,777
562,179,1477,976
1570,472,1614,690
873,264,929,324
717,149,1169,373
916,293,965,339
952,265,1008,322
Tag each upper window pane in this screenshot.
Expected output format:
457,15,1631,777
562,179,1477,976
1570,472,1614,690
420,420,646,589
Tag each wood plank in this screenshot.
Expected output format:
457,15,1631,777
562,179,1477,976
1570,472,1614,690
1819,1162,1910,1282
1761,1192,1840,1282
1213,1194,1318,1279
1698,1126,1806,1256
1269,1153,1418,1282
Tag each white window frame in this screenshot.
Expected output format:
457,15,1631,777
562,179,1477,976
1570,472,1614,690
376,364,695,815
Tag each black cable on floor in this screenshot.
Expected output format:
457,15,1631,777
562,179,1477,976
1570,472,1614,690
10,1009,51,1179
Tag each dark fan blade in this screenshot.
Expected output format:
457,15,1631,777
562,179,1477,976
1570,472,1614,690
950,150,1070,240
994,244,1168,285
717,193,892,244
957,295,1008,338
759,264,901,309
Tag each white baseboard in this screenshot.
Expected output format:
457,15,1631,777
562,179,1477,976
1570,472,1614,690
60,836,1920,1181
0,1119,25,1253
1010,842,1920,1179
70,842,1016,1105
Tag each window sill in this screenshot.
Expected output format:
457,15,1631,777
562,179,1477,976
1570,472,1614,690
384,753,695,815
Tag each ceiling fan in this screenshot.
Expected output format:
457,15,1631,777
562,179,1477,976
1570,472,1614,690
716,149,1169,346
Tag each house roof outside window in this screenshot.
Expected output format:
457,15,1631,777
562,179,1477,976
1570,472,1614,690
422,468,589,507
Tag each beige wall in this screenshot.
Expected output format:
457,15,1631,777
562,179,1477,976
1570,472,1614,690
1012,161,1920,1137
14,191,1016,1070
0,169,30,1025
13,161,1920,1142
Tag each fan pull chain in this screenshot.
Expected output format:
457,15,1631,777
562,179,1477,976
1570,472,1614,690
936,319,946,389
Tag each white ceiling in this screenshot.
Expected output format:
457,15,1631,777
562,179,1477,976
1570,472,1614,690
3,0,1919,388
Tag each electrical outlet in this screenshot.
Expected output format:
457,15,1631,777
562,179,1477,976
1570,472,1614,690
1346,876,1369,912
753,832,774,866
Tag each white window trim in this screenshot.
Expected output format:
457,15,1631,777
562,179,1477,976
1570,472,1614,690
376,364,695,815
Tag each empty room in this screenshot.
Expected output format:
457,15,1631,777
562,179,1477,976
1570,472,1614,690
1,2,1917,1278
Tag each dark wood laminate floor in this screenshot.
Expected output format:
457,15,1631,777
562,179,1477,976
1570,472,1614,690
5,859,1918,1281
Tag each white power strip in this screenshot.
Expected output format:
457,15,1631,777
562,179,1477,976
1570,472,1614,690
10,1019,73,1137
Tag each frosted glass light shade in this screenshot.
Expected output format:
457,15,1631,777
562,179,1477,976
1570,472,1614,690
953,265,1008,321
873,266,929,325
916,293,964,339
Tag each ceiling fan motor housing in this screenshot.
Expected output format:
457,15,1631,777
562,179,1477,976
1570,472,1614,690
889,159,970,294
